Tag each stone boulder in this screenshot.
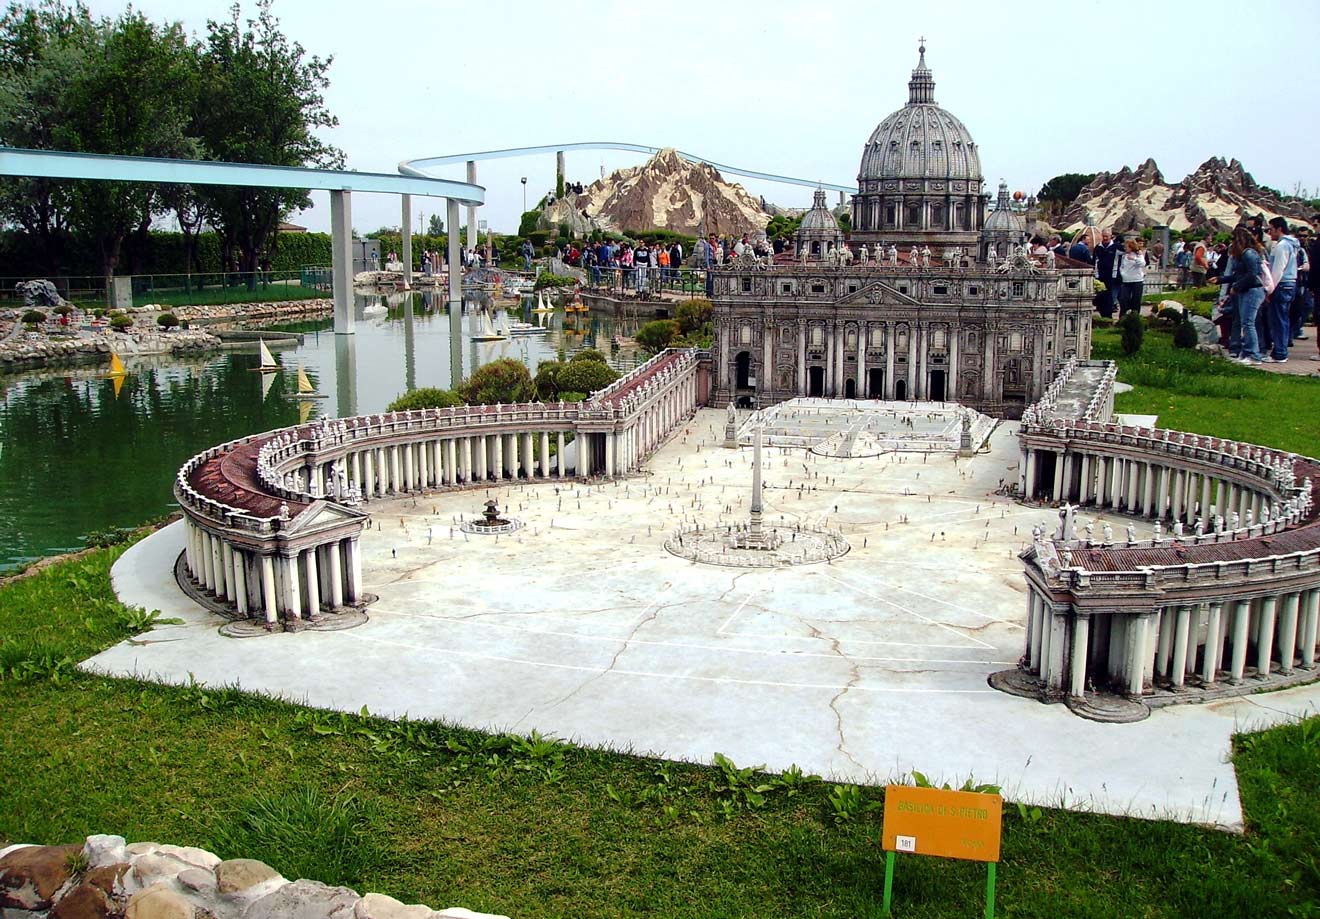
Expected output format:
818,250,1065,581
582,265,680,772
1189,314,1218,344
15,279,67,308
214,859,283,897
0,843,84,910
242,879,358,919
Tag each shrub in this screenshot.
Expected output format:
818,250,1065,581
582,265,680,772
570,348,608,364
528,231,549,247
21,309,44,324
52,304,73,316
556,359,619,395
156,312,179,329
1120,310,1144,355
635,319,680,354
109,315,133,331
534,273,577,291
386,387,464,412
534,360,563,400
557,391,587,403
458,358,536,405
675,298,713,334
93,308,107,318
1173,313,1199,349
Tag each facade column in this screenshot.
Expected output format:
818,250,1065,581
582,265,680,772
1155,607,1172,677
492,433,504,481
557,432,566,477
231,548,249,615
303,549,321,618
1157,466,1171,518
1229,599,1251,682
476,435,488,480
605,432,615,477
1200,475,1212,522
1278,592,1300,674
1109,458,1123,509
1046,608,1067,693
1256,595,1277,678
824,324,835,396
211,534,226,597
260,555,278,628
948,330,959,402
1301,589,1320,669
1028,590,1044,671
327,542,344,608
1069,614,1090,698
857,325,867,397
884,325,895,399
391,446,403,492
539,432,551,477
1127,613,1152,696
796,321,806,395
402,444,414,492
283,554,302,621
1142,462,1155,516
1170,604,1192,689
1202,601,1224,684
344,537,362,603
1126,460,1140,512
1052,453,1065,503
1078,455,1091,504
1024,448,1037,497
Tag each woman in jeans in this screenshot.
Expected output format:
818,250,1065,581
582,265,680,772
1117,238,1146,316
1221,226,1266,364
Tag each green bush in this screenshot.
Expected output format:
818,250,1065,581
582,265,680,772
386,387,464,412
636,319,681,354
675,298,713,334
534,360,564,401
556,359,619,396
21,309,44,324
52,304,72,316
529,231,549,247
109,314,133,331
570,348,608,364
534,273,577,291
93,308,107,318
458,358,536,405
1173,313,1199,349
156,312,179,329
1120,310,1144,356
518,210,542,238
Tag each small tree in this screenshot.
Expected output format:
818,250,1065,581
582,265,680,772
52,304,73,316
110,314,133,331
675,298,713,334
534,360,564,401
156,312,179,329
635,319,680,354
556,359,619,396
570,348,608,364
21,310,45,324
387,387,463,412
459,358,536,405
1120,310,1143,355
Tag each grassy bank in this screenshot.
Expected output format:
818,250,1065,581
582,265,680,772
2,329,1319,917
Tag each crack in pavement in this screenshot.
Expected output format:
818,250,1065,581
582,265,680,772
805,622,866,773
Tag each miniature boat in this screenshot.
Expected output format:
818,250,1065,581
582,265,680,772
292,364,327,399
471,311,507,342
106,352,127,377
507,321,549,336
249,338,280,373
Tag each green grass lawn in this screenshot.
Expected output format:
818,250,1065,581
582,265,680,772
2,334,1320,917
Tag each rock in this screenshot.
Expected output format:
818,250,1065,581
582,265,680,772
0,844,83,909
353,893,432,919
242,879,358,919
1157,300,1185,315
83,836,128,870
124,854,194,892
126,883,195,919
155,848,219,873
124,844,159,858
83,864,130,896
51,882,114,919
175,870,214,894
1189,314,1218,344
214,861,283,897
0,845,35,861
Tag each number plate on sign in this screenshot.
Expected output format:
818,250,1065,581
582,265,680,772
895,835,916,852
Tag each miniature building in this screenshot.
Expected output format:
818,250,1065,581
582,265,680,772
794,188,847,261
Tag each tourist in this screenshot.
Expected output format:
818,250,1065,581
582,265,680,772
521,239,534,271
657,244,671,285
634,240,651,292
1092,229,1121,318
1190,234,1211,288
1117,238,1146,317
670,241,684,281
1264,217,1300,363
1221,226,1266,364
1050,235,1068,259
1067,234,1092,264
1173,242,1191,288
1306,217,1320,360
1291,226,1312,341
698,233,717,295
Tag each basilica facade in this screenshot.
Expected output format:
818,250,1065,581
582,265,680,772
708,43,1092,419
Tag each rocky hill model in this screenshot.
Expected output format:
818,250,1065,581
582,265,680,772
540,148,770,238
1062,157,1314,233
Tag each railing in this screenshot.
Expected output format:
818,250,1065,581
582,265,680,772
2,270,328,310
580,265,709,299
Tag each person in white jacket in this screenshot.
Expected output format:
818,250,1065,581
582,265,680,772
1117,238,1147,317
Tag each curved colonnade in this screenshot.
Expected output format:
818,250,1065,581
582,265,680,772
1006,362,1320,720
174,350,703,630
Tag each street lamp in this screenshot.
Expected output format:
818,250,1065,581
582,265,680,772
521,176,527,213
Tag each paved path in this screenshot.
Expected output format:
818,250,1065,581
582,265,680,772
94,410,1320,831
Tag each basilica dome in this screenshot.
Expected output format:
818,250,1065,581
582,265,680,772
850,43,988,251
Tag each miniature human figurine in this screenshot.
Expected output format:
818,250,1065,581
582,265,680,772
1103,522,1113,543
1125,523,1135,543
887,244,899,267
908,246,920,268
1173,521,1183,538
920,245,932,268
1231,511,1240,530
1214,514,1225,534
1084,522,1093,542
1045,248,1056,269
1153,520,1163,541
1194,518,1204,537
278,502,291,521
859,244,870,264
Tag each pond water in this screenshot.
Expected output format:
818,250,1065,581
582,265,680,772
0,292,646,569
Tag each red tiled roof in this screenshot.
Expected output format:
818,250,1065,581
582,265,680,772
188,438,310,520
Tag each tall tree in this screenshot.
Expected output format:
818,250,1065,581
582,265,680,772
193,0,342,274
0,1,95,274
1037,173,1096,208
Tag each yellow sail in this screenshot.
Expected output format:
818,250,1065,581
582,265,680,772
297,365,314,394
299,399,313,425
111,374,124,398
107,352,126,376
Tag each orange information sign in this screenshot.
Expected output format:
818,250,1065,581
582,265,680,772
881,785,1003,863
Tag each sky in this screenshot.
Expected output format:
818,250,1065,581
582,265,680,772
86,0,1320,236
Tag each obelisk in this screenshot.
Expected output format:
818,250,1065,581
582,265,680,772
749,425,764,540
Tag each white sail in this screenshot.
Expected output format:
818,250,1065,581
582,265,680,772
261,370,275,400
258,338,276,368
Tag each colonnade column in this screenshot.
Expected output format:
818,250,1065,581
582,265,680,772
1170,604,1192,689
1229,599,1252,683
327,542,344,608
1278,592,1300,675
283,554,302,622
557,432,566,478
261,555,278,628
1069,614,1090,699
1301,589,1320,669
303,549,321,619
1028,590,1045,671
344,537,362,604
1202,601,1224,685
1127,613,1152,697
231,547,248,615
1256,595,1277,678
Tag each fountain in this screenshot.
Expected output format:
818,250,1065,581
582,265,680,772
460,496,524,535
665,425,849,568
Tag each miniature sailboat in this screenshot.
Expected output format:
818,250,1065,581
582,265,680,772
260,369,276,400
106,352,127,377
292,364,327,399
531,290,555,313
249,338,280,373
298,398,314,425
471,310,507,342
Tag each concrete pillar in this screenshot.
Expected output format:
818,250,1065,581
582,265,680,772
330,189,355,335
401,194,413,288
492,434,504,481
1069,614,1090,698
444,438,457,484
465,161,477,252
1302,589,1320,669
522,433,534,478
1142,462,1155,516
402,443,414,492
1109,458,1123,509
418,440,429,487
1202,602,1224,684
605,432,615,477
1078,455,1091,504
1278,592,1300,674
211,534,227,597
539,432,551,477
1126,460,1140,513
447,198,463,389
344,537,362,604
556,149,565,192
303,549,321,618
1256,595,1277,678
261,555,278,628
327,541,344,608
557,432,566,477
1155,607,1172,678
1127,614,1151,696
884,327,895,399
1200,475,1212,523
1047,610,1067,692
1052,453,1065,504
1157,466,1170,518
1170,604,1192,689
1024,449,1037,498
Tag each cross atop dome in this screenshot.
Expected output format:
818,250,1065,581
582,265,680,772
908,39,936,104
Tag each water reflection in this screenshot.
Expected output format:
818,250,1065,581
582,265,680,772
0,288,651,567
